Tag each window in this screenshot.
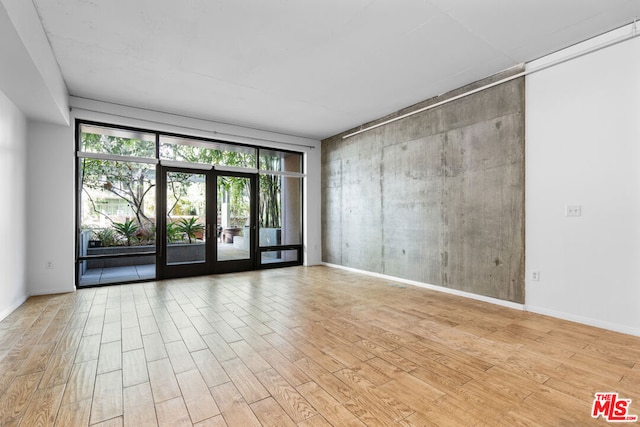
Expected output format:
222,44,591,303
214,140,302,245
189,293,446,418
81,124,156,158
259,149,302,173
76,121,305,285
160,135,256,169
77,124,158,286
257,149,303,267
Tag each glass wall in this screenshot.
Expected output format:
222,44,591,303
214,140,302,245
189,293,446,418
259,149,302,173
217,175,252,262
257,150,303,266
77,124,157,286
160,136,256,168
165,171,207,265
76,122,304,286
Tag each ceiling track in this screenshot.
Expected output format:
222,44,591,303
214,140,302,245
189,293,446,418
342,22,640,140
70,103,317,150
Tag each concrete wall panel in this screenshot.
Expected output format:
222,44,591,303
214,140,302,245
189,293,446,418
322,71,525,303
381,136,442,283
338,135,384,273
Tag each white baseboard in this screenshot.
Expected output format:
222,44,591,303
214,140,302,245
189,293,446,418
525,305,640,338
28,287,75,297
0,293,29,323
322,262,525,311
321,263,640,337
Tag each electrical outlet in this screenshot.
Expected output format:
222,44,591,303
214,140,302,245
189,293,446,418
46,261,53,269
566,205,582,217
531,271,540,281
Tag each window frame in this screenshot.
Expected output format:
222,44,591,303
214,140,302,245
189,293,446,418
75,120,305,287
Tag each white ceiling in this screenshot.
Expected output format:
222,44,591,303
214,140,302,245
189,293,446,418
31,0,640,140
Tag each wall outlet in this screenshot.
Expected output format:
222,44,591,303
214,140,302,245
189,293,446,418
531,271,540,281
566,205,582,217
46,261,53,269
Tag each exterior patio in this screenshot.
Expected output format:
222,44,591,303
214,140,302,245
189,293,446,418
79,241,254,286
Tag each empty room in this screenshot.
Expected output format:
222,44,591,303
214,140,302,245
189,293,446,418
1,0,640,425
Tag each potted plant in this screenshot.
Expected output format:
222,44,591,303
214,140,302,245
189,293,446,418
166,221,183,243
176,217,204,244
88,232,102,248
91,227,119,247
113,219,139,246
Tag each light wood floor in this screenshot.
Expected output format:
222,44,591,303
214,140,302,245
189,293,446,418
1,266,639,426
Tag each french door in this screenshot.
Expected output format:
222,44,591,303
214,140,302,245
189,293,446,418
158,166,256,279
214,171,257,273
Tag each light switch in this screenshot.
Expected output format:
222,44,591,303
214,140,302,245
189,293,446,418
566,205,582,217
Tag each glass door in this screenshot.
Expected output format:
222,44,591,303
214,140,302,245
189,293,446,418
215,171,256,273
159,167,213,279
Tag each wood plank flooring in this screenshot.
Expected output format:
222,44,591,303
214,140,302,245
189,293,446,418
1,265,639,426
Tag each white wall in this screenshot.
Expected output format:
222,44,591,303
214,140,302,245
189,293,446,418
0,0,69,125
26,121,75,295
304,142,322,265
526,24,640,336
0,89,28,321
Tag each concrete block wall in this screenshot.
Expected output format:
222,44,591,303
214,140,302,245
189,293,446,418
321,69,525,303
